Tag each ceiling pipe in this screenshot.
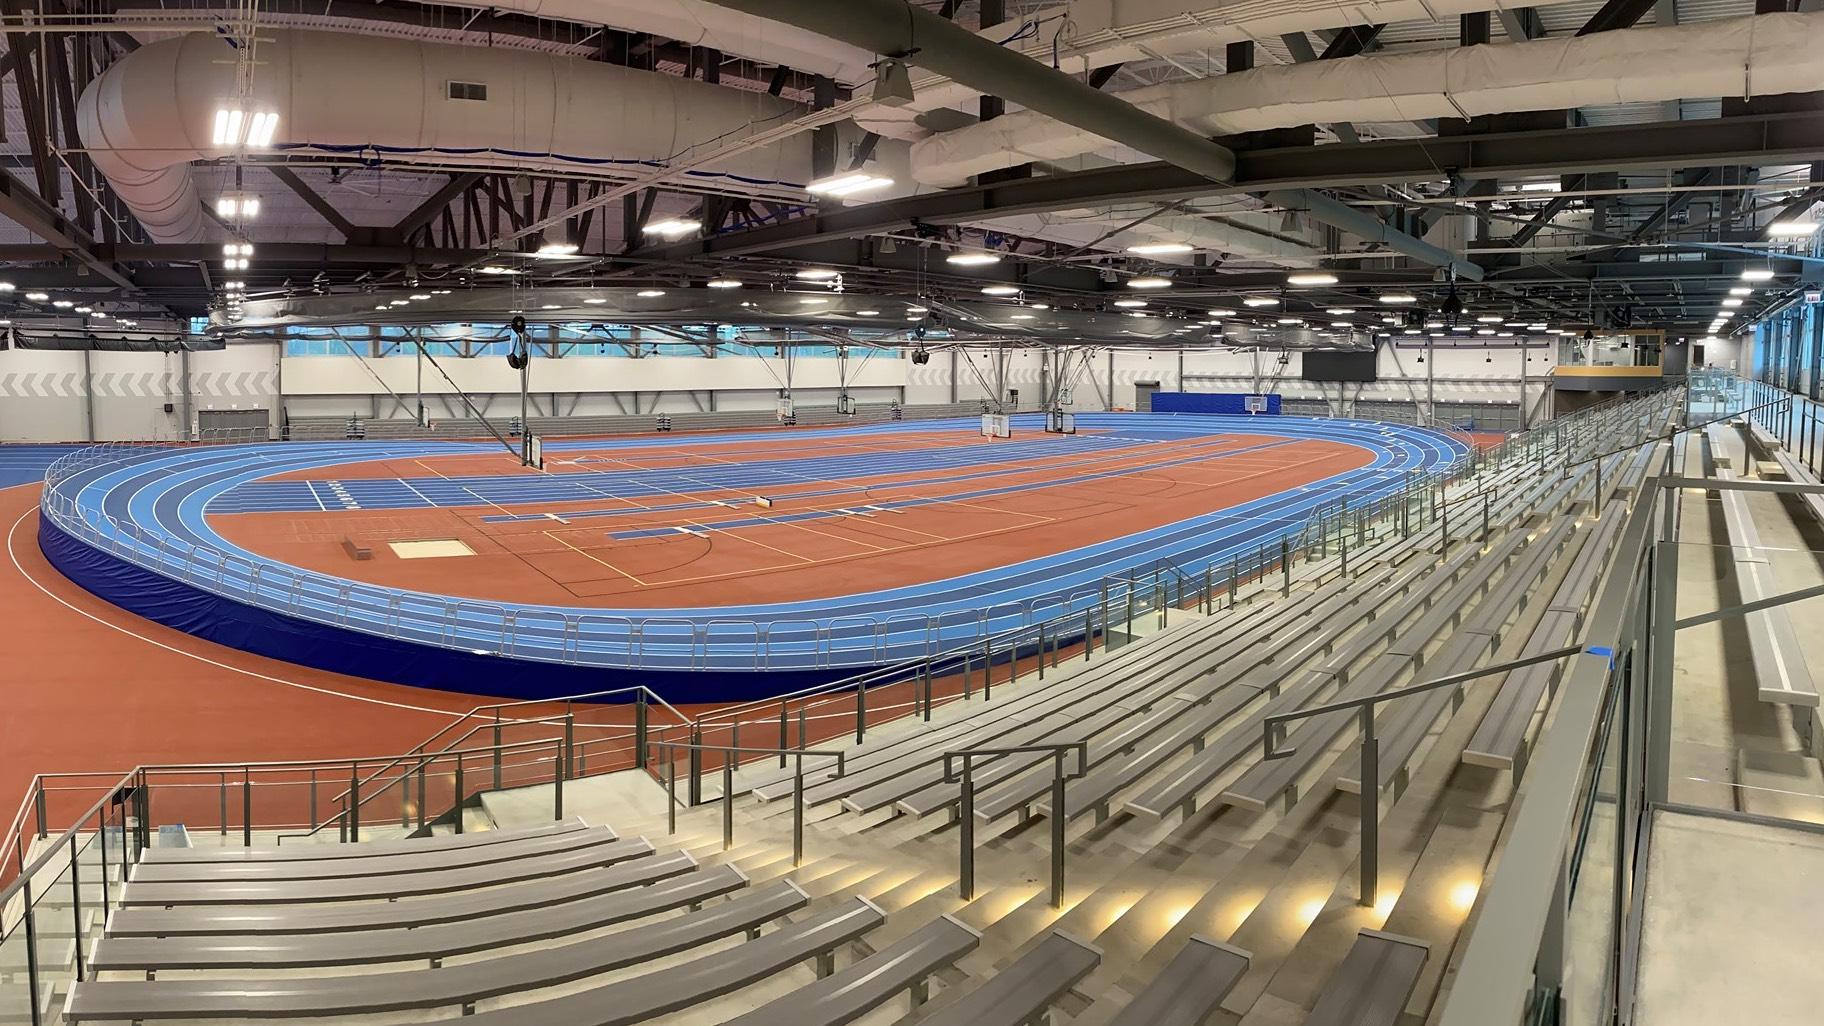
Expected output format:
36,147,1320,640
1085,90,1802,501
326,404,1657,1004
696,0,1238,185
697,0,1479,280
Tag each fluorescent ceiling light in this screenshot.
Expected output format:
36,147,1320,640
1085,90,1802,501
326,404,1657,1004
1476,328,1495,335
1242,297,1278,307
1287,272,1338,286
51,299,73,308
222,242,253,258
1519,181,1563,193
1127,276,1172,289
541,304,560,310
805,172,894,197
636,289,666,298
0,282,14,293
706,279,742,289
536,240,580,257
215,193,260,219
583,297,608,304
1401,328,1420,335
1476,315,1503,323
410,293,430,301
1714,310,1734,318
1010,313,1035,320
796,268,840,280
477,265,519,275
1331,320,1350,328
1729,287,1754,296
1113,299,1146,308
1030,303,1050,310
798,297,828,305
1741,268,1776,281
25,291,47,301
855,309,880,316
1326,307,1355,315
945,252,1000,266
1126,242,1193,255
981,285,1020,296
1768,221,1818,237
1379,293,1418,304
906,306,929,313
642,218,701,238
1278,317,1304,325
212,107,279,148
1720,298,1743,307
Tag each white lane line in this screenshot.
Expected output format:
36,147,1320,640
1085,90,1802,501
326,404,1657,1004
6,506,468,716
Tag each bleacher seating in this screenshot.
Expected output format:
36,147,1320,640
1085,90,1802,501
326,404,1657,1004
32,391,1684,1026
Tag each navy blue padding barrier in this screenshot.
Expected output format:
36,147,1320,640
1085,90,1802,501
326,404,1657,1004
36,515,862,704
1149,392,1281,415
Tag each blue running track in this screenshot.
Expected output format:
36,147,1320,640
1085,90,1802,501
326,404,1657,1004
36,414,1466,701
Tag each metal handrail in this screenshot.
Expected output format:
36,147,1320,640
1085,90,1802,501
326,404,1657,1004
648,741,845,865
942,741,1088,908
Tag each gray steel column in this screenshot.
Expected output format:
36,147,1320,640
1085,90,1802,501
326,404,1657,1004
82,348,95,441
178,347,193,441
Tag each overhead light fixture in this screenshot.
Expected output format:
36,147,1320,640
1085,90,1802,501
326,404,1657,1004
536,238,581,257
805,172,894,198
1741,268,1776,281
1126,242,1194,255
1127,276,1172,289
642,218,701,238
1113,299,1146,308
431,289,452,295
1720,298,1743,307
1380,293,1418,304
212,107,279,149
855,309,880,316
945,251,1000,266
636,289,666,298
73,306,91,313
583,297,608,305
222,242,254,258
51,299,73,308
540,303,561,310
215,192,261,219
1475,315,1503,323
906,305,929,313
24,291,47,302
1331,320,1351,328
1030,303,1050,310
0,282,15,293
706,278,742,289
1729,286,1754,296
1278,317,1304,325
1476,328,1495,335
1287,272,1338,286
1714,310,1734,319
796,267,841,280
981,285,1021,296
1768,221,1819,237
410,293,431,301
1326,307,1356,315
1242,297,1278,307
1010,313,1035,321
1401,328,1420,335
798,297,829,305
1528,323,1547,331
477,265,519,275
1519,181,1563,193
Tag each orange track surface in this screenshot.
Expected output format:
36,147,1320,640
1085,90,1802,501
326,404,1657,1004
210,434,1372,607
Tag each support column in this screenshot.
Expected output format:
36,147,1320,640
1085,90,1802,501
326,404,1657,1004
178,348,193,441
82,348,95,441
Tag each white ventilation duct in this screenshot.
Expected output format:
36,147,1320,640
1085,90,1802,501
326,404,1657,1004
77,30,829,243
448,0,879,84
854,0,1611,138
910,11,1824,186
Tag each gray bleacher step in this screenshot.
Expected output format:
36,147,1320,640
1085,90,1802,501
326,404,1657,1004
1733,747,1824,823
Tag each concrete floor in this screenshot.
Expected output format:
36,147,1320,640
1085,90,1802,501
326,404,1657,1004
1634,809,1824,1026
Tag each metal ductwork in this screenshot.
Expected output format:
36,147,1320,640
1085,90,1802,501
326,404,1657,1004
912,11,1824,186
698,0,1239,186
77,30,838,244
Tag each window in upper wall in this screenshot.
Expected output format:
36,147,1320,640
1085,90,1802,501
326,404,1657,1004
447,81,488,101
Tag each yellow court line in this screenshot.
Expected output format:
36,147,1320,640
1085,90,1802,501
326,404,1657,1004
543,530,648,586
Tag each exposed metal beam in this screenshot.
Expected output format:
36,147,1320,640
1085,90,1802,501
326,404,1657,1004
1318,24,1384,60
1087,63,1125,90
268,166,361,240
1498,7,1546,40
392,172,484,238
699,0,1239,184
632,113,1824,264
1577,0,1660,35
1509,175,1586,246
1629,167,1716,240
0,168,136,290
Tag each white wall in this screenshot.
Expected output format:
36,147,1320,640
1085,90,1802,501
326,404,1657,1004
0,341,280,442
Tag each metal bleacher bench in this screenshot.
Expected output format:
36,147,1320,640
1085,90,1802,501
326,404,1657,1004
90,864,748,972
915,930,1101,1026
1712,456,1820,711
116,832,651,906
719,915,980,1025
67,881,821,1021
1105,936,1250,1026
1305,929,1429,1026
138,817,587,864
106,848,698,936
130,821,614,882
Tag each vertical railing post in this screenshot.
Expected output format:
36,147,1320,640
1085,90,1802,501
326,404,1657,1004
984,639,994,701
688,724,703,806
1050,750,1067,909
957,757,975,901
793,753,806,867
856,685,867,744
1281,537,1291,596
722,751,735,851
666,747,678,835
19,850,39,1026
563,713,575,782
67,841,85,979
453,754,465,835
218,772,227,837
1037,624,1046,681
778,701,789,768
1358,705,1379,908
554,742,566,822
635,694,649,771
1083,608,1093,663
348,763,360,842
493,712,503,791
33,785,46,840
242,768,252,847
